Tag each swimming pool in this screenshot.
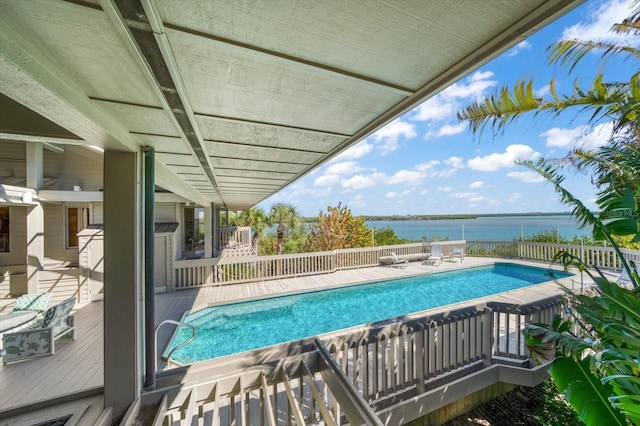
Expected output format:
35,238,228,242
165,263,570,364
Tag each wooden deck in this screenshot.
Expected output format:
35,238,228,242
0,257,591,420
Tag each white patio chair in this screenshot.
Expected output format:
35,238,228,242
389,252,409,267
449,247,465,262
424,243,443,265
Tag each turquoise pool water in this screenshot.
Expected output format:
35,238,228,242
165,263,570,364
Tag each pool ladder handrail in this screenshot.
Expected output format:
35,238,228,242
148,319,196,390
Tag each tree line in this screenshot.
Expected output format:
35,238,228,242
219,202,410,256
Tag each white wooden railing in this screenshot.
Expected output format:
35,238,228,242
140,294,566,425
172,240,640,289
216,226,253,250
321,296,565,407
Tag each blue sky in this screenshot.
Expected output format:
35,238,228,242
258,0,636,217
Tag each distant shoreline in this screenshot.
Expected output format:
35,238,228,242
301,212,574,222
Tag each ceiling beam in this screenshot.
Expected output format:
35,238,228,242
101,0,228,207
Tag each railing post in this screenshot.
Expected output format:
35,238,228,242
415,324,426,394
482,307,493,367
332,250,337,271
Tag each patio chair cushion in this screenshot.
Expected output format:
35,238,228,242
12,293,52,315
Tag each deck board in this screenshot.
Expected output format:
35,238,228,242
0,257,589,416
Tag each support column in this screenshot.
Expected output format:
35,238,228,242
25,204,43,294
25,142,43,294
204,204,212,258
213,207,220,256
104,150,143,420
143,147,155,389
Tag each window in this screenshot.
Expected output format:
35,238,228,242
66,206,89,248
0,206,8,253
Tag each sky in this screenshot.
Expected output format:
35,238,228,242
258,0,637,217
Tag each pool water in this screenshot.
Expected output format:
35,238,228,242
165,263,570,364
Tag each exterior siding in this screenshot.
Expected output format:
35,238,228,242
91,203,104,225
156,203,178,222
43,203,78,265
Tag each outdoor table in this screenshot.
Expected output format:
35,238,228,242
0,311,38,334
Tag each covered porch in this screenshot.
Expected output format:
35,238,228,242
0,257,590,424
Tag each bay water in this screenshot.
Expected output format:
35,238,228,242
366,214,590,242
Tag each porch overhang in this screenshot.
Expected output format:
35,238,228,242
0,0,583,209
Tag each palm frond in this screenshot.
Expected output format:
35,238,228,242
611,10,640,37
458,73,639,137
526,323,591,356
549,39,640,73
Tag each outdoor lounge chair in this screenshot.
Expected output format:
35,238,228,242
390,252,409,267
2,297,76,364
449,247,465,263
424,243,443,265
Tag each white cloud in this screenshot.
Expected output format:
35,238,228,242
542,122,612,150
314,174,341,186
581,122,614,149
411,71,498,123
420,189,428,195
341,172,386,190
412,96,457,121
542,126,589,148
349,194,367,207
386,192,400,198
470,181,484,189
467,144,540,171
508,40,531,56
452,192,487,203
324,161,363,175
402,190,411,195
508,192,523,202
443,71,498,100
507,171,545,183
415,160,441,172
388,169,425,186
271,182,333,203
562,0,634,43
438,186,452,192
451,192,480,199
426,122,468,139
335,141,373,160
535,84,550,97
444,156,465,169
372,119,416,154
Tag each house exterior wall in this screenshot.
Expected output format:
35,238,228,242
92,203,104,224
43,203,79,265
156,203,177,222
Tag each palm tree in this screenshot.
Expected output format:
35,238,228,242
267,203,300,255
457,7,640,425
236,207,267,253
